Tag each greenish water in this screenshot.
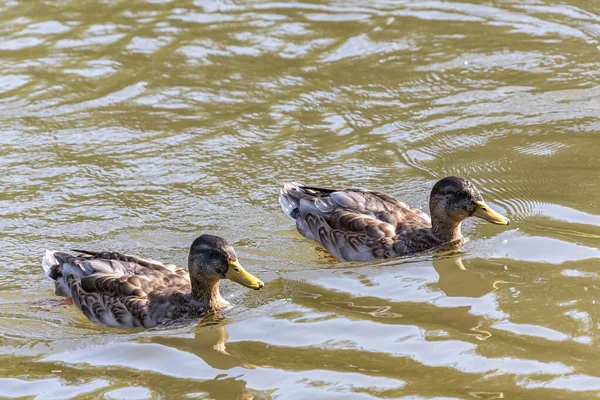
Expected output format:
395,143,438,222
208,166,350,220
1,0,599,398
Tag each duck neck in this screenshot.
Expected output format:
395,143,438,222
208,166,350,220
191,278,229,310
431,216,464,244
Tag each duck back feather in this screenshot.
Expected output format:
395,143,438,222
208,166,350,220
279,183,434,261
41,250,195,328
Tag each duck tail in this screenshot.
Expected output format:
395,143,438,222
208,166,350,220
279,182,306,220
42,250,95,297
42,250,90,280
42,250,62,280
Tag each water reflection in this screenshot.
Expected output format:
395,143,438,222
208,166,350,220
433,255,501,298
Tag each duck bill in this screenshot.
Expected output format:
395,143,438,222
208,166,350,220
473,201,510,225
226,260,264,290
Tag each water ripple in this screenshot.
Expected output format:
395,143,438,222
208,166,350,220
1,0,599,398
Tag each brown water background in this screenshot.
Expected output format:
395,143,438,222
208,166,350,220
1,0,600,398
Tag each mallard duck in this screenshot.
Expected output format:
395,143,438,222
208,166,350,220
279,176,509,262
41,234,263,328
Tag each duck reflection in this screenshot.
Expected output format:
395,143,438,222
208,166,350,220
144,267,511,398
149,318,256,400
151,315,242,370
432,255,504,298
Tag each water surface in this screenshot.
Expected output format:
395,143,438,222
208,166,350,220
1,0,600,398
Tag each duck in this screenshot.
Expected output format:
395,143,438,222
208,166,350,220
279,176,509,262
41,234,264,328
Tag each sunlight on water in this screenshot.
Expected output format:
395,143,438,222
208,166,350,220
1,0,599,398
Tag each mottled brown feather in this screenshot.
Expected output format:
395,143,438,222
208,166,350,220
52,252,209,328
44,234,262,329
280,184,454,262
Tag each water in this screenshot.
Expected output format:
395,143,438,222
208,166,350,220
1,0,599,398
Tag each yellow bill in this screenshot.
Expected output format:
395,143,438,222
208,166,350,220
226,260,264,290
473,201,510,225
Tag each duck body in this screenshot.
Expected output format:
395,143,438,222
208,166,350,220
42,235,263,329
279,177,509,262
43,250,203,328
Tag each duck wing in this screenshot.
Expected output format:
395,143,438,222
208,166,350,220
42,250,192,328
279,184,432,261
69,249,189,279
300,213,403,261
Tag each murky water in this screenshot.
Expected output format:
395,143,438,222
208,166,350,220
1,0,599,398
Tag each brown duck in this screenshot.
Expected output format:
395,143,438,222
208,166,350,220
279,176,509,262
42,234,263,328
